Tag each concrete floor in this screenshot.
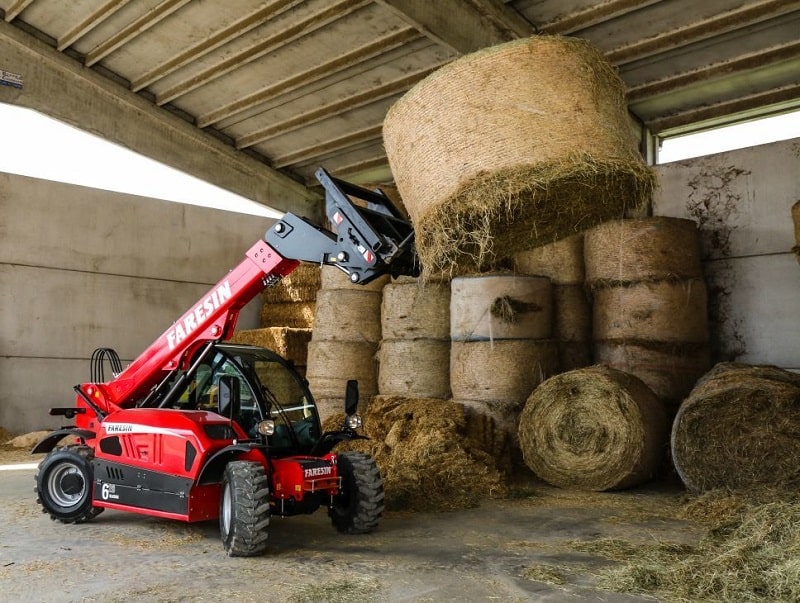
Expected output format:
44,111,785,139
0,450,700,603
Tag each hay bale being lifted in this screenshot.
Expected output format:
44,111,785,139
518,366,667,491
383,35,655,274
671,363,800,493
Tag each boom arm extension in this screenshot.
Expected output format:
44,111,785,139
83,169,418,411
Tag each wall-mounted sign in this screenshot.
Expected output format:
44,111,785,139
0,69,23,89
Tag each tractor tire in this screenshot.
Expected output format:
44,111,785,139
35,446,103,524
220,461,271,557
329,451,384,534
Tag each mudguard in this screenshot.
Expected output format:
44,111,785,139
197,443,266,486
31,428,96,455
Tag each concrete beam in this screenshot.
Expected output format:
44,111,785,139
0,20,321,220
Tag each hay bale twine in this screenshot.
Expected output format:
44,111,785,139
260,301,315,329
381,280,450,340
554,284,591,342
451,275,552,341
671,363,800,493
558,341,593,372
312,289,382,342
229,327,312,367
513,234,585,285
383,35,655,274
519,365,667,491
450,340,559,404
595,341,710,406
305,340,378,417
592,279,709,343
378,339,450,398
262,264,321,303
585,217,702,285
320,265,389,291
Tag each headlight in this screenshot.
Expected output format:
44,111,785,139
256,420,275,436
345,414,362,430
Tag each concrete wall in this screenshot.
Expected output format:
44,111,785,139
0,172,274,433
654,136,800,370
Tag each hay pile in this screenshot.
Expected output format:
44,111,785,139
586,217,710,410
328,395,509,511
671,363,800,493
513,234,593,371
383,35,655,275
260,263,319,328
589,488,800,602
518,365,667,490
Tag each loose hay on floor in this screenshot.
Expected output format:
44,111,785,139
327,396,509,512
518,366,667,491
671,363,800,493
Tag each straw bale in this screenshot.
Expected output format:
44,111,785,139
320,265,389,291
554,284,591,342
594,340,710,405
312,289,382,343
519,365,667,491
261,264,321,303
558,341,593,372
305,340,378,401
260,301,315,329
383,35,655,274
592,279,709,343
585,217,702,286
381,280,450,340
229,327,312,366
671,363,800,493
792,201,800,261
450,275,552,341
253,362,304,406
335,395,509,511
513,234,585,285
450,340,559,405
378,339,450,398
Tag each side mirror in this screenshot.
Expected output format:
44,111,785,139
218,375,241,420
345,380,359,416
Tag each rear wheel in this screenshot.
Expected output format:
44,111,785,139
35,446,103,523
329,452,384,534
220,461,270,557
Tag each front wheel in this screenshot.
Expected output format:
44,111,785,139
220,461,271,557
35,447,103,523
329,452,384,534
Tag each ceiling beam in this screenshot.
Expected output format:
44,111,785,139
273,124,384,169
3,0,35,23
57,0,132,51
539,0,661,35
375,0,534,54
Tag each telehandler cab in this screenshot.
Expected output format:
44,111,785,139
32,168,417,556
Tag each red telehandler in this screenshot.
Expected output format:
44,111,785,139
32,168,418,556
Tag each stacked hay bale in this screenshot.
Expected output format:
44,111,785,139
231,263,320,373
383,35,656,277
513,234,592,371
378,276,451,398
585,217,711,413
450,274,559,465
306,266,387,421
672,363,800,493
518,365,668,491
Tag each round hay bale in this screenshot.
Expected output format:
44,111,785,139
450,340,559,404
262,264,321,303
260,301,315,329
518,365,667,491
554,284,591,342
513,234,585,285
584,217,702,285
558,341,593,372
305,340,378,401
592,279,709,343
594,341,710,405
450,275,552,341
383,35,655,274
378,339,450,398
381,280,450,340
229,327,312,366
320,265,389,291
671,364,800,493
311,289,382,343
